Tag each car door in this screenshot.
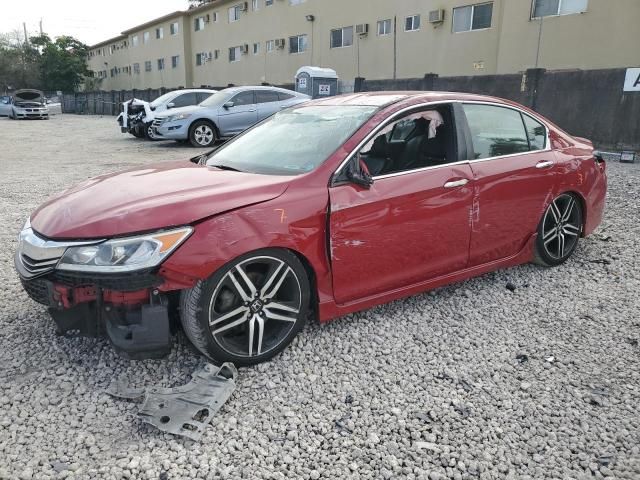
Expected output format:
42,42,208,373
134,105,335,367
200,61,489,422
328,104,474,305
0,96,12,116
255,90,282,121
461,103,557,266
218,91,258,136
169,92,198,109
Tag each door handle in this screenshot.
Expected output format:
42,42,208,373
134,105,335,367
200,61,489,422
444,179,469,189
536,160,554,169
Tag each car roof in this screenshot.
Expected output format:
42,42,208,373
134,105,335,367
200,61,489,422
169,89,217,94
307,91,520,109
223,85,302,95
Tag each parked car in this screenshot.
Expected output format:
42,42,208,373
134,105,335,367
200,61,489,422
45,96,63,115
0,95,12,116
4,90,49,119
116,89,217,139
15,92,607,365
152,86,310,147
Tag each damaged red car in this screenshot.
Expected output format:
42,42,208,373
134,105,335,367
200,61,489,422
16,92,607,365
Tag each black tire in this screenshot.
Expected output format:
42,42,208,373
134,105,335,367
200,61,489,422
143,122,155,140
131,127,144,138
534,193,583,267
189,120,217,148
180,248,310,366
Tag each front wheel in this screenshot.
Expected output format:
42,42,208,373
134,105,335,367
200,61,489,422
189,120,217,147
180,249,310,366
144,122,156,140
534,193,583,267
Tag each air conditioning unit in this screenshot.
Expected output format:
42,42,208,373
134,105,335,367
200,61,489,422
428,9,445,24
241,44,249,54
275,38,285,49
356,23,369,36
240,1,248,11
205,14,211,23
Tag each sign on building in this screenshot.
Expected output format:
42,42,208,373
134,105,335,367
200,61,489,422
623,68,640,92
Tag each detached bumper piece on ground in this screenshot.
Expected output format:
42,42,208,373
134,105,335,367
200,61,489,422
107,363,237,441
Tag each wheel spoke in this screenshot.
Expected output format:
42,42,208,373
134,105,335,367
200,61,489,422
235,265,257,297
544,231,558,245
211,310,250,335
263,308,297,323
264,267,291,300
558,233,565,258
210,305,248,327
563,224,580,236
228,271,251,301
550,201,562,223
259,261,284,297
267,302,299,314
562,198,575,222
543,227,557,240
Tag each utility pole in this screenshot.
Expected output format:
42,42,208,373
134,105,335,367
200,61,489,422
23,22,28,44
534,16,544,69
39,18,43,35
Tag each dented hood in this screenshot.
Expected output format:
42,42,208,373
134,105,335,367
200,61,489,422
30,161,291,239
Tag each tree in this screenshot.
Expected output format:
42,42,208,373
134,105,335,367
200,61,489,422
188,0,213,9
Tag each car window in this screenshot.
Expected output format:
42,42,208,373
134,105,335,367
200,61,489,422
463,104,530,159
0,96,10,104
256,90,280,104
522,113,546,151
196,92,213,104
171,92,197,108
278,92,295,101
230,91,255,106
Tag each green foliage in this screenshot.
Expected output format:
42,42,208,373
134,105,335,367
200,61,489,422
0,32,90,93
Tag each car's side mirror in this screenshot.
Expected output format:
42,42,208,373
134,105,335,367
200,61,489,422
346,155,373,189
167,102,175,109
223,101,235,109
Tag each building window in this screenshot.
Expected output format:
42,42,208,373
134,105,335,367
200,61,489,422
144,60,152,72
252,0,259,10
157,58,165,70
171,55,180,68
196,53,203,66
229,5,241,22
377,19,392,36
289,34,307,54
453,3,493,32
156,27,164,39
229,46,242,62
214,49,220,59
213,12,219,22
330,26,353,48
170,22,179,35
405,14,421,31
253,42,260,55
265,0,273,5
266,39,275,52
133,63,140,74
290,0,306,4
143,31,150,43
132,35,139,47
532,0,588,18
195,17,205,31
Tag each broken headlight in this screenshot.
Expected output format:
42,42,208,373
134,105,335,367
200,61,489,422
57,227,192,273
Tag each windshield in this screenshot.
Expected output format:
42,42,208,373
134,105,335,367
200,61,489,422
150,91,178,107
199,91,234,107
206,105,377,175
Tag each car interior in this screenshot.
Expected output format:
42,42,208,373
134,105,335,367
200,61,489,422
359,105,457,177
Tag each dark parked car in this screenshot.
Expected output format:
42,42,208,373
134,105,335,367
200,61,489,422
15,92,607,365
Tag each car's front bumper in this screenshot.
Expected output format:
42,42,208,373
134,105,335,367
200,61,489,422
14,108,49,119
153,120,189,140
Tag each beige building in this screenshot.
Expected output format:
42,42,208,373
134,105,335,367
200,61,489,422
87,0,640,91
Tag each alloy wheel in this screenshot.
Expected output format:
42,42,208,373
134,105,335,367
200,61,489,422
208,256,302,358
194,125,214,146
541,194,582,260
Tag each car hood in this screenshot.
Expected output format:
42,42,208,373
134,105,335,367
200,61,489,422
30,161,291,239
14,89,44,103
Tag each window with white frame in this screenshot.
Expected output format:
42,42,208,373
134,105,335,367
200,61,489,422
229,46,242,62
253,42,260,55
266,39,275,52
132,35,139,47
170,22,179,35
194,17,205,31
143,31,150,43
144,60,152,72
213,12,219,22
133,63,140,74
171,55,179,68
330,26,353,48
196,53,204,66
405,14,421,31
156,27,164,39
229,5,241,22
157,58,165,70
377,19,392,35
252,0,259,10
532,0,588,18
289,34,307,54
453,3,493,32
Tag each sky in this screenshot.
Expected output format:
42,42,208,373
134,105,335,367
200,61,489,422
1,0,188,46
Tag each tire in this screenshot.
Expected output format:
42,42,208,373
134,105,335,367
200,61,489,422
534,193,583,267
180,248,310,366
189,120,217,148
131,127,144,139
143,122,156,140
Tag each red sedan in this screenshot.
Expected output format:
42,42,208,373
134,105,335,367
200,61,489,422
16,92,607,365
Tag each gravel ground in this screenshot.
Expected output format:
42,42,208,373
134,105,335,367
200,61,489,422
0,115,639,480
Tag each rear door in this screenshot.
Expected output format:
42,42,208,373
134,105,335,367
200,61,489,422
461,103,557,266
255,90,282,120
218,91,258,136
170,92,198,109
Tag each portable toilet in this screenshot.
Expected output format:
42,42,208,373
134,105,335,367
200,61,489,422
295,66,339,99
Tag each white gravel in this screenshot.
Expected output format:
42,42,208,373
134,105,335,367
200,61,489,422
0,115,639,480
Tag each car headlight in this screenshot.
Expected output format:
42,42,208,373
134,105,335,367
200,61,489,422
167,113,191,122
57,227,192,273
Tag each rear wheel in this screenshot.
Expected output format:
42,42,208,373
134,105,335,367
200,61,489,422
180,249,310,365
534,193,583,266
189,120,217,148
